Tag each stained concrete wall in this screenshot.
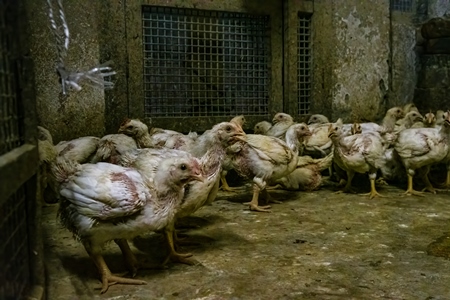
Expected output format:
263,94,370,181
26,0,105,143
414,0,450,112
25,0,431,138
390,12,419,108
331,1,390,122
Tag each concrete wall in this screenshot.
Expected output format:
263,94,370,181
331,1,390,122
414,0,450,112
26,0,105,143
26,0,431,137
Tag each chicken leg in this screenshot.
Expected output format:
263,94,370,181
115,239,165,273
435,169,450,190
244,183,271,212
220,174,240,192
86,248,146,294
360,173,384,199
261,188,282,204
403,173,425,196
335,171,356,194
114,239,139,277
163,225,196,265
420,167,437,194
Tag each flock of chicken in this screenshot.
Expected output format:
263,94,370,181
37,103,450,293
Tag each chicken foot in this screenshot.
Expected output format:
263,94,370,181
335,171,356,194
260,188,282,204
244,182,271,212
420,168,437,194
403,173,425,197
114,239,165,276
434,169,450,190
220,175,241,192
87,249,146,294
359,173,384,199
162,226,196,265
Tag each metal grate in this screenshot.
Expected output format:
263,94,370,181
0,184,31,300
297,14,312,116
142,6,271,117
0,2,23,156
391,0,413,12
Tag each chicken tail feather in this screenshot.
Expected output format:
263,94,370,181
51,156,81,183
91,140,116,163
317,151,334,171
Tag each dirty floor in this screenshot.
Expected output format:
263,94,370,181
42,182,450,300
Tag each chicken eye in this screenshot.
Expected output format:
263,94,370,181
397,109,400,113
180,164,187,170
127,125,133,129
226,126,231,132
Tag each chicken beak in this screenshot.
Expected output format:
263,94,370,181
191,172,204,182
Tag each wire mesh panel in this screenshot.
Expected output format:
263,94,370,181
142,6,271,117
391,0,413,12
0,184,31,299
0,2,23,156
297,14,312,116
0,2,34,299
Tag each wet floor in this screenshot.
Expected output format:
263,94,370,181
42,182,450,299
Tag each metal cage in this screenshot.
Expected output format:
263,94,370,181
297,14,312,116
0,3,24,156
391,0,413,12
142,6,271,117
0,1,40,299
0,184,31,299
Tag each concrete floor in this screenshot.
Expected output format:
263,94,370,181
42,182,450,300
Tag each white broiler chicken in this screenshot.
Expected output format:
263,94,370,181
228,123,311,212
394,111,450,195
91,134,138,164
395,103,419,127
53,152,203,293
121,122,244,264
404,102,419,114
253,121,272,135
341,106,404,136
303,123,333,157
422,112,437,128
351,122,405,185
265,112,295,141
119,118,198,150
272,152,333,191
435,110,446,129
307,114,330,127
37,126,58,204
55,136,100,163
395,111,424,131
328,119,387,198
219,115,246,192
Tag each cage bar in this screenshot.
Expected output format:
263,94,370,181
0,2,23,156
391,0,413,12
0,184,31,299
142,6,271,117
297,14,312,116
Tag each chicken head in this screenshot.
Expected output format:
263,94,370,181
119,119,149,137
307,114,330,125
